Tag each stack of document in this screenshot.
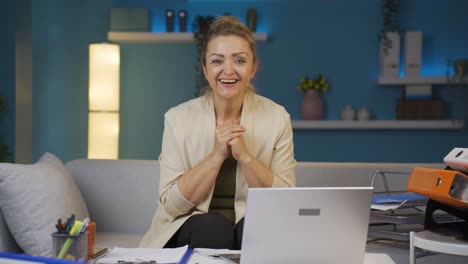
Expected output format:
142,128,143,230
371,191,426,211
95,246,188,264
93,246,396,264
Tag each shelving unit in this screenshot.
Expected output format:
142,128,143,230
291,120,465,130
108,31,268,43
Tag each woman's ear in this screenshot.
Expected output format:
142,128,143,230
202,64,208,79
251,61,258,78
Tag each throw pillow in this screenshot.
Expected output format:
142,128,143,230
0,152,89,256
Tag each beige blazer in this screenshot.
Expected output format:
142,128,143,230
139,93,296,248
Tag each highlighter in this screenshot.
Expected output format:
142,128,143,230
57,220,83,259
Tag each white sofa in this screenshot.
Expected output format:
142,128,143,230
5,158,466,263
67,160,445,249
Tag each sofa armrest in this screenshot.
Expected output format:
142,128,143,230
296,162,445,192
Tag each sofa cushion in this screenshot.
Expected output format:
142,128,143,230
66,159,159,234
0,152,89,256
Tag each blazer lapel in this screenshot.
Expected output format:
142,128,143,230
203,94,216,163
240,93,254,154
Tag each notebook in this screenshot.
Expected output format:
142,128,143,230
240,187,374,264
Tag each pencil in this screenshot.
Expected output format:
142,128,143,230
92,248,109,259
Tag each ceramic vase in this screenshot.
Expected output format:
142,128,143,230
301,89,323,120
357,106,370,121
341,105,356,121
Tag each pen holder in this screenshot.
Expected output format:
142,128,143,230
52,232,88,261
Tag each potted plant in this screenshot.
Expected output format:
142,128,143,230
297,74,329,120
379,0,400,56
297,74,329,93
192,15,215,96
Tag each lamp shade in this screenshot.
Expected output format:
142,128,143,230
88,112,119,159
89,43,120,111
88,43,120,159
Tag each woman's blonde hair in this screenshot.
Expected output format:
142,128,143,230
200,15,258,96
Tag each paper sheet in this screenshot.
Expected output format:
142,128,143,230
190,250,395,264
371,200,407,210
194,248,241,264
95,245,188,264
364,253,396,264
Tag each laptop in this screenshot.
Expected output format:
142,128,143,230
240,187,373,264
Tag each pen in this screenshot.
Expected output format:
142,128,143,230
92,248,109,259
79,218,90,234
179,247,193,264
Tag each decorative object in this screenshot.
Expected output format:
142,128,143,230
178,10,187,32
379,0,400,78
297,74,329,120
357,106,371,121
404,84,432,100
448,59,468,83
246,8,257,32
192,15,215,96
0,152,89,256
379,32,400,78
165,9,174,32
193,15,214,35
110,8,149,32
88,43,120,159
405,31,422,77
301,90,323,120
341,105,356,121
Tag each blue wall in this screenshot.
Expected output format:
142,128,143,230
28,0,468,163
0,0,16,160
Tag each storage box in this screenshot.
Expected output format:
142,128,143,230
396,98,443,120
110,8,149,32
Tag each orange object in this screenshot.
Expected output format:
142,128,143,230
87,221,96,260
407,167,468,208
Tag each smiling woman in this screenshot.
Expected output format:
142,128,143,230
202,35,257,101
139,15,296,250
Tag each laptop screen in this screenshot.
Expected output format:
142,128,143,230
240,187,373,264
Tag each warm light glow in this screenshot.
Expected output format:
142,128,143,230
88,43,120,159
88,113,119,159
89,43,120,111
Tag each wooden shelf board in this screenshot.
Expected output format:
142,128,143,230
377,76,468,86
292,120,465,130
108,32,268,43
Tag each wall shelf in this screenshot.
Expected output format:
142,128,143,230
377,76,468,86
291,120,465,130
108,32,268,43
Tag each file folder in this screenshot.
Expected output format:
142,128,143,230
407,167,468,208
0,251,85,264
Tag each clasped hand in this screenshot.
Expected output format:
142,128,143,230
213,120,250,163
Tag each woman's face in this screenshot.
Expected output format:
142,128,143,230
203,35,257,100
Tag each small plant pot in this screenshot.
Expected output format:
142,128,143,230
301,89,323,120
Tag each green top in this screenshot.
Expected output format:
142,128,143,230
209,156,237,223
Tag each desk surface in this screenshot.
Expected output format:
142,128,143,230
95,233,468,264
188,251,394,264
367,240,468,264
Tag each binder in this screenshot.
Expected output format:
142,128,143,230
0,251,85,264
407,167,468,208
